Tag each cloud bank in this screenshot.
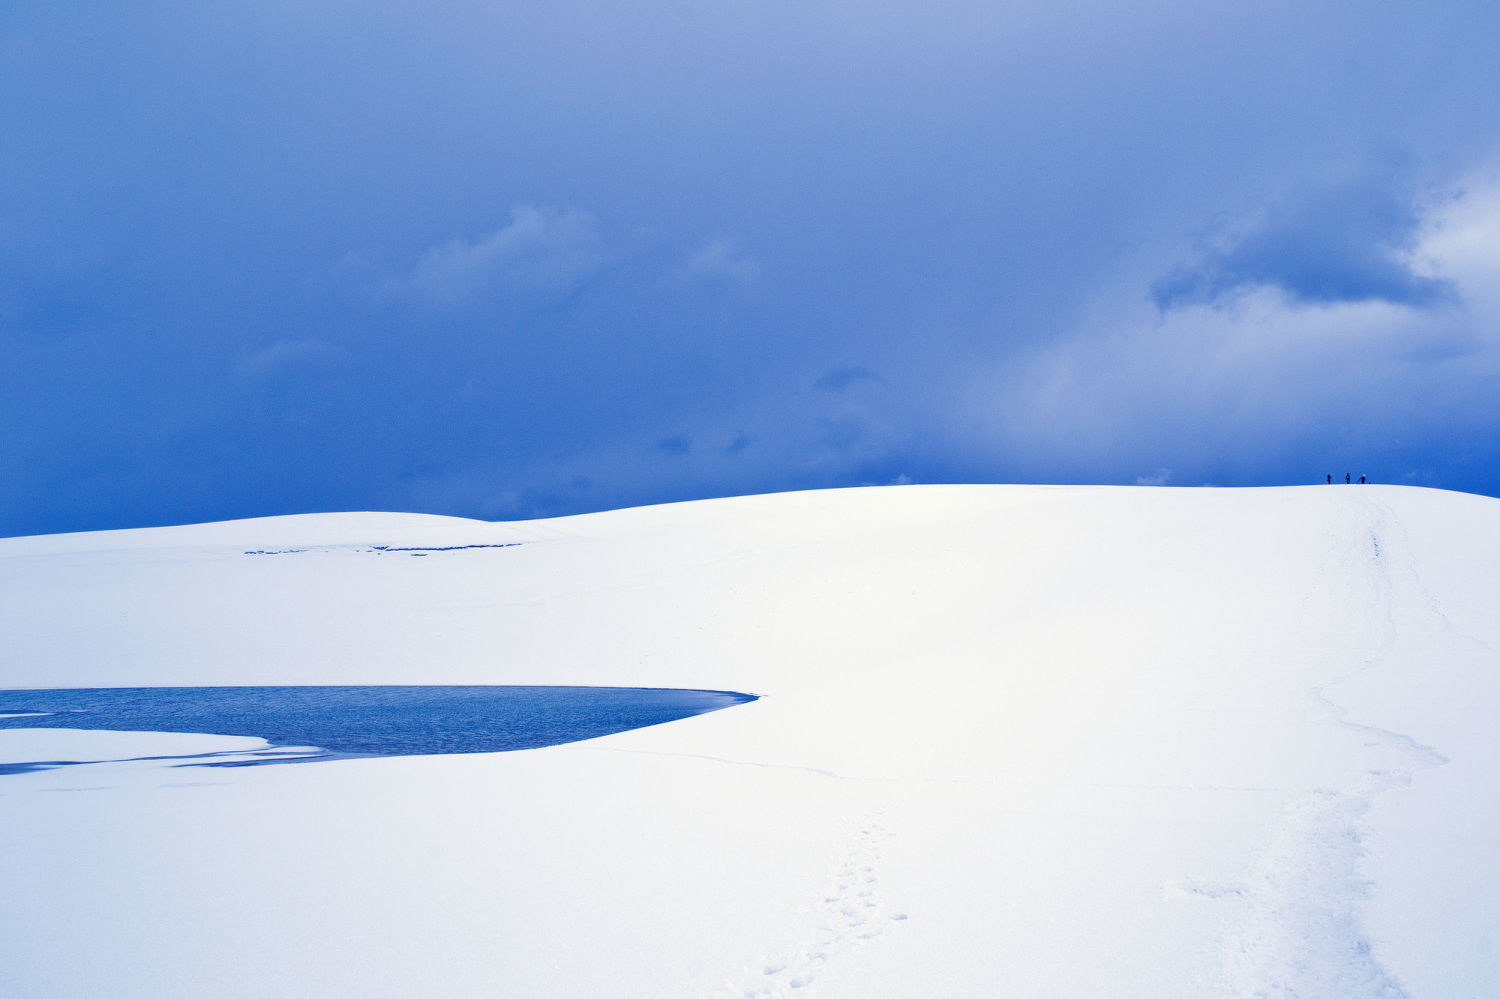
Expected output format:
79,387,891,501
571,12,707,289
1153,170,1456,311
3,2,1500,534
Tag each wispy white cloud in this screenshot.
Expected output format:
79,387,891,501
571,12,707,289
238,338,338,376
815,366,886,392
1411,163,1500,320
677,235,759,284
402,206,605,305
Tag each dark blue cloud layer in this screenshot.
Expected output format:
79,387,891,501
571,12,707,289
1153,169,1455,310
3,1,1500,536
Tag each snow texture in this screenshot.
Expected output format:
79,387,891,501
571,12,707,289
1,484,1497,997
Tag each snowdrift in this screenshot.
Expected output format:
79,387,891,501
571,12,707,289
2,484,1497,997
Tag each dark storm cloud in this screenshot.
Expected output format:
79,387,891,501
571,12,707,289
657,435,692,456
1153,172,1456,311
722,432,754,456
4,0,1500,535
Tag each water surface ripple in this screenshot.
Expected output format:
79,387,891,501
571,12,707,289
0,685,758,770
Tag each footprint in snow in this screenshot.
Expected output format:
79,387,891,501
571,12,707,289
725,810,904,997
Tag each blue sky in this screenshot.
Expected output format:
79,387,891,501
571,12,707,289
4,1,1500,535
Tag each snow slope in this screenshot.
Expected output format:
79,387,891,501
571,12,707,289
1,484,1497,997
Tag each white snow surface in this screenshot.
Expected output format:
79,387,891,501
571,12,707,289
1,484,1497,998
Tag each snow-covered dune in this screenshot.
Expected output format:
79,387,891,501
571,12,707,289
2,484,1497,997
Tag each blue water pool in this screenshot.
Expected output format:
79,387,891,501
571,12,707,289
0,685,757,772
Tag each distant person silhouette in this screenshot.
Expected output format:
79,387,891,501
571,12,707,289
1361,475,1366,484
1326,474,1332,484
1346,473,1350,484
